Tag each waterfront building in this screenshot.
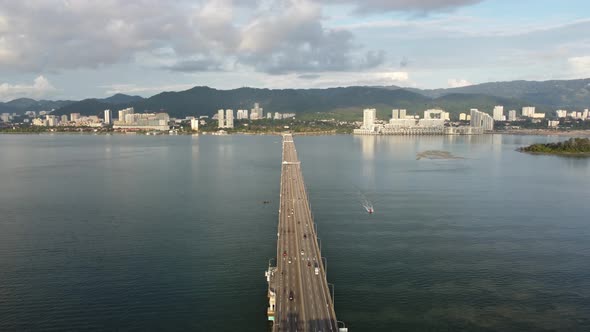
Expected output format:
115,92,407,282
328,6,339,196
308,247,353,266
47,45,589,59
118,107,134,123
423,109,449,122
548,120,560,127
459,113,467,121
237,109,249,120
46,115,59,127
190,118,199,131
555,109,568,118
387,118,417,128
493,106,505,121
0,113,10,122
61,115,69,123
470,109,494,131
355,107,482,136
274,112,282,120
225,109,234,128
218,109,225,128
70,113,81,122
104,109,112,124
113,112,170,131
251,103,264,120
522,106,535,117
362,108,376,130
399,109,407,119
32,118,47,126
508,110,517,121
582,109,589,120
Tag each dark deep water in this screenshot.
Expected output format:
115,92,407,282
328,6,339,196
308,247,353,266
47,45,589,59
1,134,589,331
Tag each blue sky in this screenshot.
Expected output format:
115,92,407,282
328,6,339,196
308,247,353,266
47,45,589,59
0,0,589,101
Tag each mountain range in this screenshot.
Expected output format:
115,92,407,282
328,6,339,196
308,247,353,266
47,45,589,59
3,79,589,120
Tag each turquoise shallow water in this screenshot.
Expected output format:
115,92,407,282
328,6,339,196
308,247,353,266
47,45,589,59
0,134,589,331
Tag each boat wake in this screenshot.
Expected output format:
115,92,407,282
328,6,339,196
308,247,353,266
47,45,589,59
359,191,374,214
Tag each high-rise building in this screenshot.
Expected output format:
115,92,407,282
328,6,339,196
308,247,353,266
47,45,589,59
399,109,407,119
61,115,69,123
493,106,504,121
250,103,263,120
190,118,199,131
46,115,59,127
582,109,588,120
70,113,81,122
470,109,494,130
104,109,112,124
508,110,517,121
362,109,377,130
459,113,467,121
218,109,225,128
236,109,249,120
522,106,535,117
555,110,567,118
392,109,399,119
118,107,134,123
225,109,234,128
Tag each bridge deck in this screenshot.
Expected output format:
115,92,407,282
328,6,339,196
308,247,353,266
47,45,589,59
273,134,337,332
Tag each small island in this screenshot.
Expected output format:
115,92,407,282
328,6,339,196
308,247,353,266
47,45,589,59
519,137,590,156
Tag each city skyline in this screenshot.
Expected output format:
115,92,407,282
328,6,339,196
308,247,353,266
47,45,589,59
0,1,589,101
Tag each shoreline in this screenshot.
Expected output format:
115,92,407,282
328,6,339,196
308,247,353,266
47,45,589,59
3,129,590,137
497,129,590,137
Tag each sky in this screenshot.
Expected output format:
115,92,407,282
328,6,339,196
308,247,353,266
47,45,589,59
0,0,589,101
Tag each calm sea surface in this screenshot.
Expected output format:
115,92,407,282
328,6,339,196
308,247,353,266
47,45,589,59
1,134,589,331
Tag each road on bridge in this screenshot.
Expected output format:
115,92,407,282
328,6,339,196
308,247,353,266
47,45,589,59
274,134,338,332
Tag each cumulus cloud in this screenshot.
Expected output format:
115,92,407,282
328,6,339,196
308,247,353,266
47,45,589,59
447,78,472,88
321,0,483,14
0,76,57,101
0,0,384,75
238,1,385,74
568,56,590,76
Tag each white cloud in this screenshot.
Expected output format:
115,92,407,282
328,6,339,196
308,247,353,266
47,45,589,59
0,0,383,75
0,76,57,101
381,71,409,82
568,56,590,76
447,78,472,88
321,0,483,14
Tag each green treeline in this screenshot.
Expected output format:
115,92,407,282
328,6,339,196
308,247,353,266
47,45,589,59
520,138,590,154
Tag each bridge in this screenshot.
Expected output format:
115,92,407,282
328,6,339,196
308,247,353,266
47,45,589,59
265,134,346,332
